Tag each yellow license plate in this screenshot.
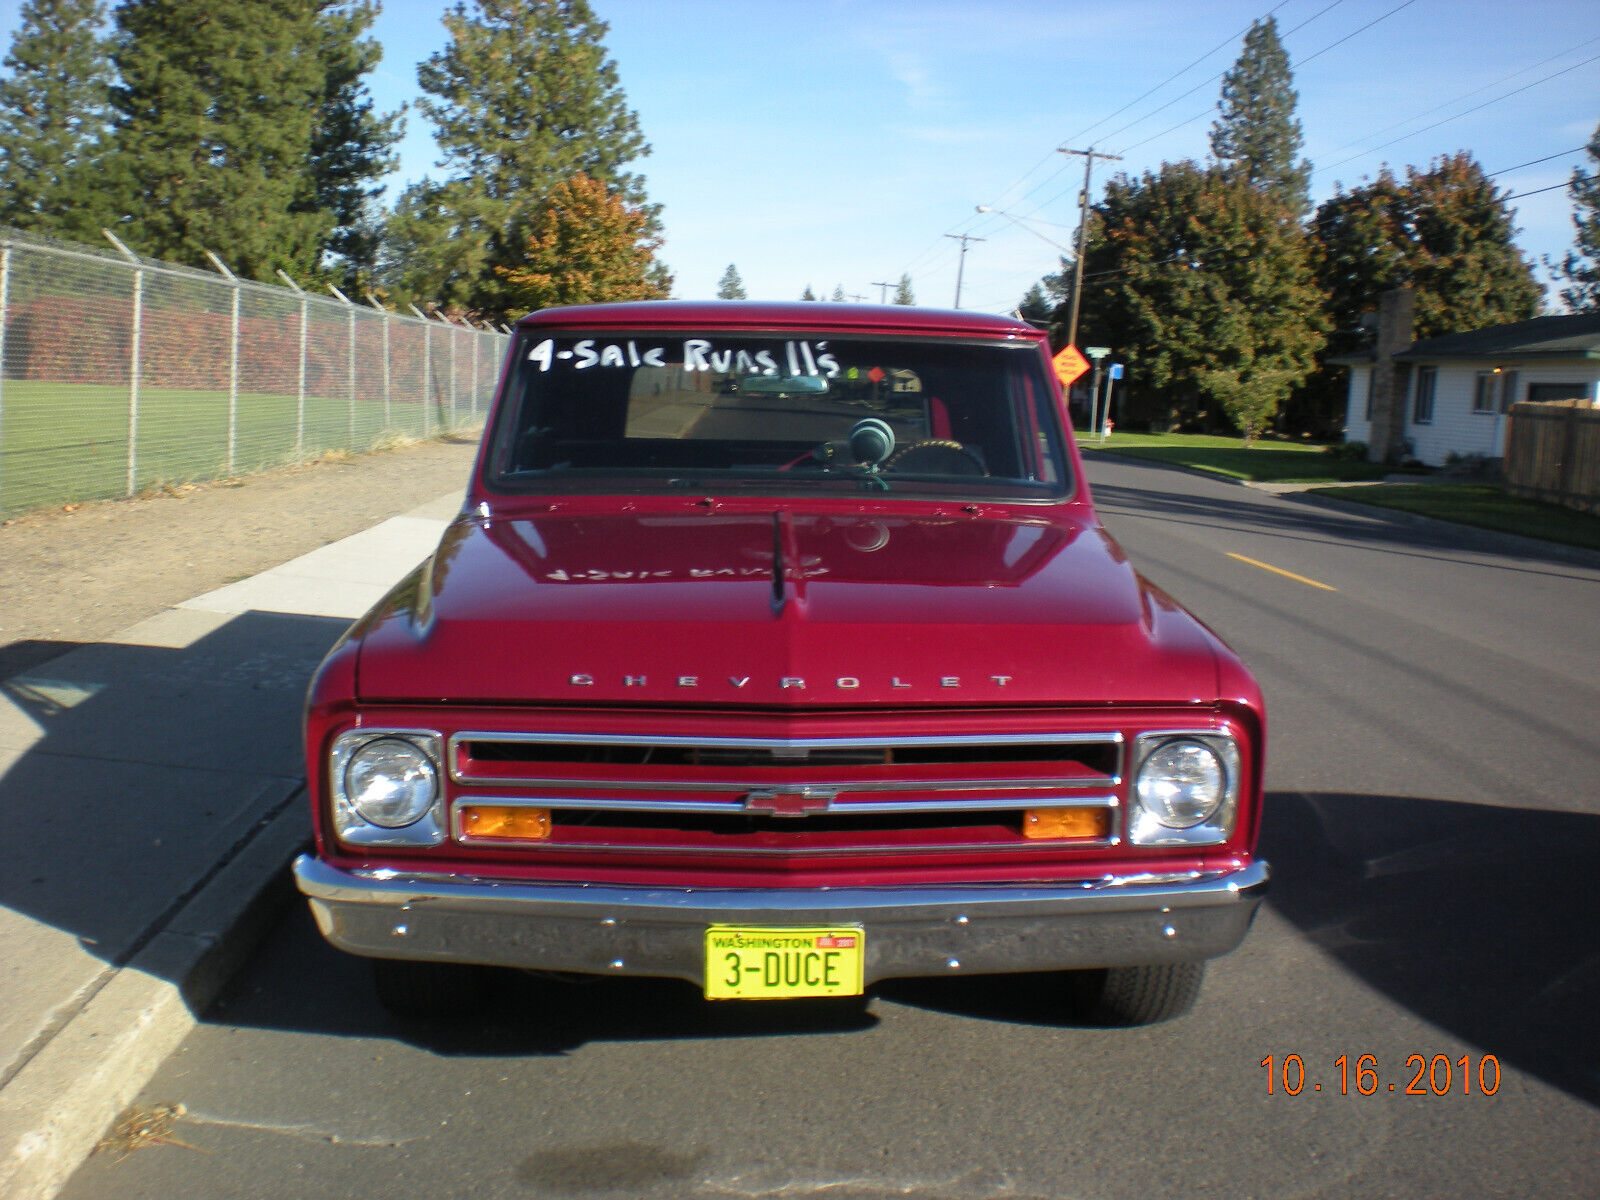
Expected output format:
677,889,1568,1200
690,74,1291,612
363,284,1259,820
703,926,865,999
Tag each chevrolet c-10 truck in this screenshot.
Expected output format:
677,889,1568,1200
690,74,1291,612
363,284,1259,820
293,301,1268,1025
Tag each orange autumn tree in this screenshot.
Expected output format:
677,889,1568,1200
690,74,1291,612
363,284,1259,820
494,172,671,314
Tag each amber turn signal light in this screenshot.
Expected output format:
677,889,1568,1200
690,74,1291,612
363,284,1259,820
459,805,552,841
1023,807,1109,840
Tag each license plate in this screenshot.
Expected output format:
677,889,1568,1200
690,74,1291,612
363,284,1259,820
703,926,865,999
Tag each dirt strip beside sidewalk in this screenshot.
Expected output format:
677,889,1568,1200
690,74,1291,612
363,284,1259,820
0,436,482,683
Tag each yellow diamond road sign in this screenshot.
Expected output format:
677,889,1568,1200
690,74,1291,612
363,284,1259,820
1053,345,1089,387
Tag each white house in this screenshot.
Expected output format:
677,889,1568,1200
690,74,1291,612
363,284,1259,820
1339,310,1600,466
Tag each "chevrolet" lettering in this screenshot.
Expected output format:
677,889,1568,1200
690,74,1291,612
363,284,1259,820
567,674,1013,689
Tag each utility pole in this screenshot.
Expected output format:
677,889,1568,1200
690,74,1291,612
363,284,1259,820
944,233,985,309
1057,146,1121,349
871,281,893,304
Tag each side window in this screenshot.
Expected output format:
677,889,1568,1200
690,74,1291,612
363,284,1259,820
1412,366,1436,425
1472,371,1497,413
1498,371,1519,413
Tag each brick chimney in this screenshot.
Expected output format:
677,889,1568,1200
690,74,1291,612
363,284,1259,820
1366,288,1415,464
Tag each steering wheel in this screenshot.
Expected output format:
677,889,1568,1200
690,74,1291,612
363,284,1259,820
885,439,988,476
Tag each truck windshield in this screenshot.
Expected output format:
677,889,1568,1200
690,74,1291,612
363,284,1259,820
485,331,1072,499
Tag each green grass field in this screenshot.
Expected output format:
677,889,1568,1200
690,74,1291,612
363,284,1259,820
0,380,453,516
1086,431,1400,483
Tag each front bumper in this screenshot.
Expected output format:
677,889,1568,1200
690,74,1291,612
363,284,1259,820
295,856,1268,985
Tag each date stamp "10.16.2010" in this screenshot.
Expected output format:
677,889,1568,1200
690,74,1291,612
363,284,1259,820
1262,1053,1502,1096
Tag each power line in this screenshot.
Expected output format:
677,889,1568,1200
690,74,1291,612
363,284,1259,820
1315,34,1600,166
1318,50,1600,176
976,2,1319,234
1058,0,1304,148
1503,180,1577,202
1110,0,1419,160
1292,0,1417,69
1486,148,1587,179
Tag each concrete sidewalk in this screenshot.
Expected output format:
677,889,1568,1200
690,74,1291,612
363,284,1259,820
0,490,464,1200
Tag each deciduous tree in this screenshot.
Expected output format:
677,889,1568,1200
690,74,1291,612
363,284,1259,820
1303,153,1541,432
1313,155,1542,343
0,0,114,238
1083,162,1324,443
493,172,670,314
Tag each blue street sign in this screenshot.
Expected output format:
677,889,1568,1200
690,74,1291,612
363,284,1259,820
1109,363,1124,380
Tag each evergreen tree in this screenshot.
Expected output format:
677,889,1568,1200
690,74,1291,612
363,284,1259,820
300,0,404,289
1017,282,1052,326
830,284,846,302
893,273,914,305
107,0,330,280
716,263,746,299
800,284,818,301
403,0,656,319
494,172,670,314
1209,16,1311,217
1547,121,1600,312
0,0,114,238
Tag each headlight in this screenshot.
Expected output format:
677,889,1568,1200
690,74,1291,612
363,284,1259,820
329,729,446,846
346,737,438,827
1130,733,1241,846
1136,739,1224,827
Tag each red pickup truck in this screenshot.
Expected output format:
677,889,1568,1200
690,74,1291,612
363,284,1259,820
293,301,1268,1025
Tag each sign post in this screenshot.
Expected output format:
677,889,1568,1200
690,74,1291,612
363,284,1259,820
1103,363,1124,440
1083,346,1111,440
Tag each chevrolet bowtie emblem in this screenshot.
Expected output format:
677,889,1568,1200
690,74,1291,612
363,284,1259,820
743,787,836,817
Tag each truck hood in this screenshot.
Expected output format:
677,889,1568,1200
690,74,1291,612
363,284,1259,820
352,510,1221,706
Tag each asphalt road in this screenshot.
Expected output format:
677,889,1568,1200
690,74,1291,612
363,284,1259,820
61,454,1600,1200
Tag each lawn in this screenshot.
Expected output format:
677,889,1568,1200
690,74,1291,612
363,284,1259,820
1308,483,1600,552
0,380,444,516
1086,430,1398,483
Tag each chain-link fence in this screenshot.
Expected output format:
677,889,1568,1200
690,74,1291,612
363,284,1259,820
0,227,510,517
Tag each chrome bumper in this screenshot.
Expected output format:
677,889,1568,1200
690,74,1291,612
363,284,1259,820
294,856,1268,985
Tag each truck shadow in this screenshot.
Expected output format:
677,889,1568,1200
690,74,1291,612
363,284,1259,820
1260,788,1599,1105
209,904,879,1055
201,789,1598,1105
0,616,340,981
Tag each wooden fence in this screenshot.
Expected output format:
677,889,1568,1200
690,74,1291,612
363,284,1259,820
1503,400,1600,514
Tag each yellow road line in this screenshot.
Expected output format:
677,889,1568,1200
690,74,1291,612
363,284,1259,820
1226,552,1337,592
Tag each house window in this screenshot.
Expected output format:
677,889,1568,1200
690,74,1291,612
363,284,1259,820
1473,371,1498,413
1363,368,1375,421
1498,371,1519,412
1412,366,1436,425
1526,382,1589,404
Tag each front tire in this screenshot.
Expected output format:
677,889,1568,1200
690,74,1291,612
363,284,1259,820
371,957,491,1019
1066,962,1205,1026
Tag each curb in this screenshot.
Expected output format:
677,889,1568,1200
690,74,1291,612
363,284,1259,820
0,800,307,1200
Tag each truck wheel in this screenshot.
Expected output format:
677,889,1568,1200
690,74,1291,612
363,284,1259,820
371,958,491,1019
1066,962,1205,1026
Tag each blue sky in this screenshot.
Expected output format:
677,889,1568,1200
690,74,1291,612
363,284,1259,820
5,0,1598,314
